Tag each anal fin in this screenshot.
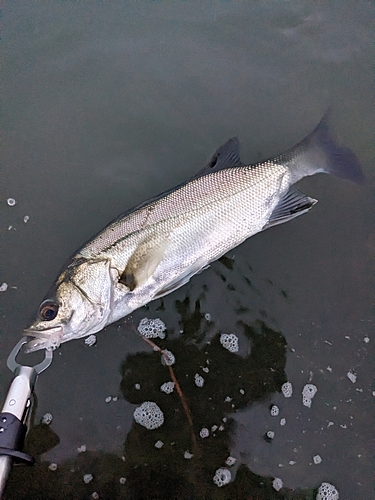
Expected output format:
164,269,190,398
263,188,317,230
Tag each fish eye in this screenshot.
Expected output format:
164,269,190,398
38,300,59,321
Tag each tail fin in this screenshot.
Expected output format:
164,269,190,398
285,110,365,185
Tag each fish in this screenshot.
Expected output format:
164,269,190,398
23,112,364,352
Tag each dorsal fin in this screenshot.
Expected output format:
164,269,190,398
193,137,242,178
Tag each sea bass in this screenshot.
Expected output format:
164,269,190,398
24,114,363,352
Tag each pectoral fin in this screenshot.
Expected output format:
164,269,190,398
264,188,317,229
119,239,168,290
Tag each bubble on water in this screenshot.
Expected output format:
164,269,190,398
202,366,209,373
272,477,283,491
225,456,236,466
134,383,141,390
220,333,239,353
137,318,166,339
23,215,30,223
211,425,218,432
0,283,8,292
7,198,16,206
204,313,211,321
160,381,175,394
84,474,93,484
346,371,357,383
302,384,317,407
161,350,175,366
213,468,231,487
77,444,87,453
265,430,275,442
85,334,97,346
270,405,279,416
313,454,322,464
281,381,293,398
41,412,53,425
48,463,57,471
184,450,193,459
303,396,312,408
105,396,112,403
316,482,339,500
119,477,126,485
280,418,286,426
194,373,204,387
154,440,164,449
91,493,99,500
363,336,370,343
199,427,209,438
133,401,164,430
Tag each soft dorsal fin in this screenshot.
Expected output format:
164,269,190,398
263,188,317,229
193,137,242,178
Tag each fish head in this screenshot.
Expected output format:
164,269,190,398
23,258,114,352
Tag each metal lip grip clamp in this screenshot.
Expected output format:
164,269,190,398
0,338,53,495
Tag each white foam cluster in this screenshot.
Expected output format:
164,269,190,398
161,350,175,366
194,374,204,387
137,318,166,339
220,333,239,353
313,454,322,464
213,468,231,487
281,381,293,398
270,405,279,416
184,450,193,459
77,444,87,453
225,456,236,466
160,381,175,394
302,384,317,407
272,478,283,491
0,283,8,292
83,474,93,484
316,482,339,500
133,401,164,430
347,371,357,383
84,334,97,346
266,430,275,440
41,413,53,425
199,428,209,438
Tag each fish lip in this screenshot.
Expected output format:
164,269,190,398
23,326,64,353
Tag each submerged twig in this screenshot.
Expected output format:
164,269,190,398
135,328,198,453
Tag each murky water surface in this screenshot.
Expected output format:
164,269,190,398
1,2,373,499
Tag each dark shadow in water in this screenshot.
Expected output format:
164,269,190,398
5,300,318,500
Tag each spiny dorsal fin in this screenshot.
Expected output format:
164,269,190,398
193,137,242,178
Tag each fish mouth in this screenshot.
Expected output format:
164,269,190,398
23,326,64,353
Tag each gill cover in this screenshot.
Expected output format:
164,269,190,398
24,258,114,352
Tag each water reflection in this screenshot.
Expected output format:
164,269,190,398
5,301,319,499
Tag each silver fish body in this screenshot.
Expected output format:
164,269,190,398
24,114,363,352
